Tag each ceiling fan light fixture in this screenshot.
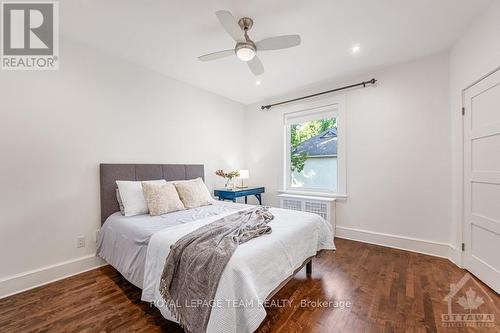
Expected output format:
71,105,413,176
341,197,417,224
198,10,302,76
235,42,256,62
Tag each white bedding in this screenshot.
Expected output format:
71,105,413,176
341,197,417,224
141,206,335,333
96,201,248,287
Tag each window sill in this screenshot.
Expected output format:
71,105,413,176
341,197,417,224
278,190,347,200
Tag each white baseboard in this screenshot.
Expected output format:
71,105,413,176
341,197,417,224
448,246,464,267
0,254,106,299
335,226,453,260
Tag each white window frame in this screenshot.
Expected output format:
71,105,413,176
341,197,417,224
282,95,346,197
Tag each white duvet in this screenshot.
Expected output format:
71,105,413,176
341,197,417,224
141,206,335,333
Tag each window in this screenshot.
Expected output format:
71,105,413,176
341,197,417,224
283,98,346,195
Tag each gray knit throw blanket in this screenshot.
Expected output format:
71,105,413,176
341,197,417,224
159,206,273,333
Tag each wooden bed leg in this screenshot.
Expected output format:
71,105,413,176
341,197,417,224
306,260,312,275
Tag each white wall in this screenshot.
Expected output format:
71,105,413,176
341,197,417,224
245,53,452,254
449,1,500,263
0,38,246,297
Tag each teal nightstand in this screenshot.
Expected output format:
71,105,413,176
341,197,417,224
214,187,265,205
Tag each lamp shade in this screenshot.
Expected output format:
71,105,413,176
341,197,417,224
237,169,249,179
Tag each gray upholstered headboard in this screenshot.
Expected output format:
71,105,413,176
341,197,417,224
99,163,204,223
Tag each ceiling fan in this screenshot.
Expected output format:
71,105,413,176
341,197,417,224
198,10,301,76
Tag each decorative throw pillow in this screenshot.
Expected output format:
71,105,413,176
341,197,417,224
174,177,214,209
116,180,167,216
116,189,125,215
142,182,185,216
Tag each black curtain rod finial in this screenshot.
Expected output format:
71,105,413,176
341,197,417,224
261,78,377,111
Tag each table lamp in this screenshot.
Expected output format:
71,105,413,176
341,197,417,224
236,169,249,188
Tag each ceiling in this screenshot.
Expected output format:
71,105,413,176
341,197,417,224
61,0,491,104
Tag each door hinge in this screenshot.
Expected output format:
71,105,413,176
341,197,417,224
461,243,465,251
462,107,465,116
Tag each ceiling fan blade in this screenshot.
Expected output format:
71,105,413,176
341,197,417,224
198,49,234,62
256,35,301,51
247,56,264,76
215,10,244,42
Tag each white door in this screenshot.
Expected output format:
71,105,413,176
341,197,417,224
463,68,500,293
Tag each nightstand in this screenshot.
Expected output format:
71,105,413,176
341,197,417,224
214,187,265,205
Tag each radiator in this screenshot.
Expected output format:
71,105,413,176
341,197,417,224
279,194,336,230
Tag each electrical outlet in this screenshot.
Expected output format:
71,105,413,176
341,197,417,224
76,235,85,248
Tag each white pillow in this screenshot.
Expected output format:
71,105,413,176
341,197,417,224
116,189,125,215
174,177,215,209
116,180,167,216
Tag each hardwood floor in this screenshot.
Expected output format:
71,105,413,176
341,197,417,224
0,238,498,332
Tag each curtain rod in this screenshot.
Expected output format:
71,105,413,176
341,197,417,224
261,78,377,110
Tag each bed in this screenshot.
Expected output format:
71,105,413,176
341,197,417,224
97,163,335,332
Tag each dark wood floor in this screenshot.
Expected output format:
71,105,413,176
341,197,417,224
0,238,498,332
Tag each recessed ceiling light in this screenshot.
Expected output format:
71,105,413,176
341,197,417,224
255,80,261,86
352,44,361,54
